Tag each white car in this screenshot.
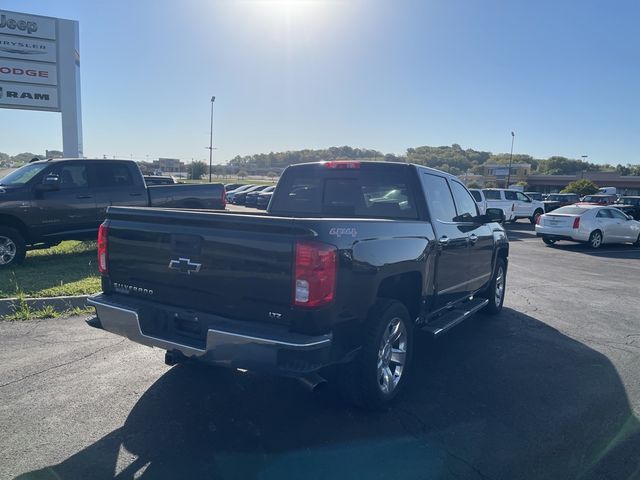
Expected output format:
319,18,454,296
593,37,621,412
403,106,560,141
468,188,488,214
483,188,546,224
535,205,640,249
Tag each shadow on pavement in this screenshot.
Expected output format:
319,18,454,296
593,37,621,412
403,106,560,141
17,309,640,480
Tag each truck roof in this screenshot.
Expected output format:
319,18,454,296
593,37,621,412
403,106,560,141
287,160,462,182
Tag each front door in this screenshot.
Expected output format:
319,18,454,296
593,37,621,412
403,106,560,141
30,162,97,242
420,172,472,310
608,208,635,241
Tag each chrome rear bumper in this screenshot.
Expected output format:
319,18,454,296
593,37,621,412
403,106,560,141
87,293,332,374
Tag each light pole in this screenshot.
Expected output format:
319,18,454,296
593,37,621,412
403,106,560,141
506,131,515,187
208,96,215,182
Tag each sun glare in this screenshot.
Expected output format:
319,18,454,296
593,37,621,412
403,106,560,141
245,0,334,24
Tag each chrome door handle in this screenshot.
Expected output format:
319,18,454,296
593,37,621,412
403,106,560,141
468,234,478,245
439,235,450,246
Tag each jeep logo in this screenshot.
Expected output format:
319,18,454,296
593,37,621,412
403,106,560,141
0,14,38,35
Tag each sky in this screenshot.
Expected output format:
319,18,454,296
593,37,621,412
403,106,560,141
0,0,639,165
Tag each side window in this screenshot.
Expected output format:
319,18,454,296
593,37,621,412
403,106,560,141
516,192,529,202
48,164,88,189
94,163,133,187
449,181,479,220
596,209,612,218
610,209,628,220
420,173,457,222
483,190,501,200
504,191,518,201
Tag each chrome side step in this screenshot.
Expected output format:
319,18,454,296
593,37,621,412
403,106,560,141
421,298,489,337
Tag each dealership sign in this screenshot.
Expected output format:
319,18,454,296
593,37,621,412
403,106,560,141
0,9,82,157
0,59,57,85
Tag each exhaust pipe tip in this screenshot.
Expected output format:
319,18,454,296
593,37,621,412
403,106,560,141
297,373,327,393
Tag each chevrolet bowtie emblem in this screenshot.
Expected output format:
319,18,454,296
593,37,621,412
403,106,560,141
168,257,202,274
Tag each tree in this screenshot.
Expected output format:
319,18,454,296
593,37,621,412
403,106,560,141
187,160,207,180
237,169,248,179
466,181,482,189
561,179,599,197
267,171,277,180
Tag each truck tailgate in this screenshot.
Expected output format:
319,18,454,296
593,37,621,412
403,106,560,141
104,207,307,323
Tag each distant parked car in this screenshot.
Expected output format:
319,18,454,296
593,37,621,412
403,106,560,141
225,183,248,192
468,188,488,214
536,205,640,249
245,185,275,207
614,196,640,220
256,191,273,209
543,193,580,212
225,184,256,203
525,192,543,201
579,194,617,205
232,185,270,205
144,175,177,186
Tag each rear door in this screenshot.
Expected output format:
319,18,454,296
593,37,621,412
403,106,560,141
420,173,472,309
594,209,618,242
448,180,494,292
91,162,147,223
29,161,97,240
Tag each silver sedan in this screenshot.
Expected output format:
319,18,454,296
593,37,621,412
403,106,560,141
535,205,640,249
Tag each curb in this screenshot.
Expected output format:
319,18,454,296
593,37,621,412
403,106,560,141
0,294,91,319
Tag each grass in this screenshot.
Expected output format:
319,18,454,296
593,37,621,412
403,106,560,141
2,299,94,321
0,241,101,299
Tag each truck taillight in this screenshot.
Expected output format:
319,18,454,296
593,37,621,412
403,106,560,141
97,222,108,275
536,214,542,225
221,189,227,208
572,217,580,229
293,240,337,308
511,203,515,211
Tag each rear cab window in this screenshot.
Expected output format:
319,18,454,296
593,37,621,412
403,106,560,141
269,163,419,219
470,190,482,202
483,190,501,200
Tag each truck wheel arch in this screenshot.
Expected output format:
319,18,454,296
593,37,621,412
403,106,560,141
0,214,31,244
375,271,422,322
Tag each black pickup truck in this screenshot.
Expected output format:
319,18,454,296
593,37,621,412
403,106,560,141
0,158,225,267
88,161,508,409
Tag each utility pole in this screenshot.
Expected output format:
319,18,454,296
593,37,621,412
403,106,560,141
506,131,515,187
208,96,215,182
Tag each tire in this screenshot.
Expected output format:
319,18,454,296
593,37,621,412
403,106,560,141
542,236,556,246
480,257,507,315
339,299,414,410
0,227,26,268
588,230,603,249
530,209,544,224
634,234,640,248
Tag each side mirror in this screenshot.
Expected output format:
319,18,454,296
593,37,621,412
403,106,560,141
36,175,61,191
627,214,634,221
485,208,505,223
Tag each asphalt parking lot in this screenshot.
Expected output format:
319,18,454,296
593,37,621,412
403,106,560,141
1,222,639,480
